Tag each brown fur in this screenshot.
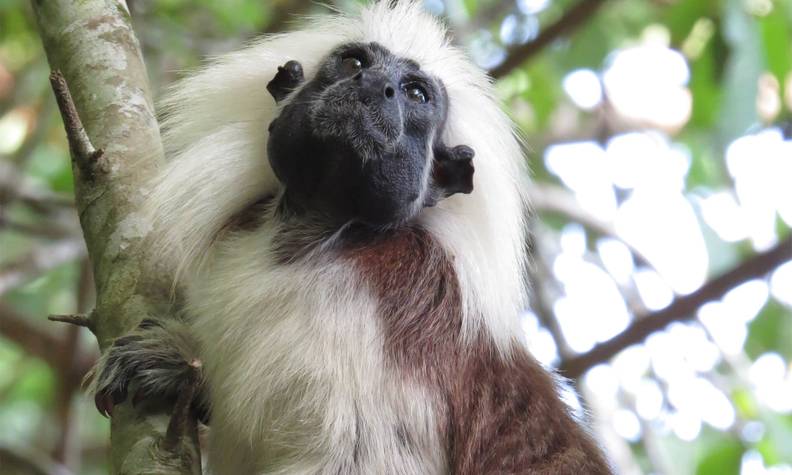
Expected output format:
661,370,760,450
348,227,612,474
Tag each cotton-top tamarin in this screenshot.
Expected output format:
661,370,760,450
92,2,612,474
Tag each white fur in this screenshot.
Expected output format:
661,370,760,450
145,2,530,473
189,218,444,474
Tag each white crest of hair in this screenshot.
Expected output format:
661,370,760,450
148,0,529,354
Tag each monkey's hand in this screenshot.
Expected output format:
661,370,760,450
89,318,209,423
432,144,475,199
267,60,305,102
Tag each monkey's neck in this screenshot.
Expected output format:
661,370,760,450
270,216,423,266
221,191,428,267
263,192,421,263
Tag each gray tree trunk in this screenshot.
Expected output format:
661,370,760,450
31,1,200,473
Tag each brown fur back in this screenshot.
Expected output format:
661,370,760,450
348,227,612,474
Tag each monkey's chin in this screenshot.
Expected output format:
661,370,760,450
311,105,401,153
313,126,396,161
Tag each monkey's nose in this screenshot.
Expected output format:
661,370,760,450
354,71,397,101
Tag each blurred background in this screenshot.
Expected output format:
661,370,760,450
1,0,791,473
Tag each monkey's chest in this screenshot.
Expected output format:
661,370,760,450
187,256,447,474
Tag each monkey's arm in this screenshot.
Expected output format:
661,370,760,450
266,60,304,102
91,318,209,423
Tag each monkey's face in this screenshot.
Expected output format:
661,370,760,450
305,42,447,160
267,42,471,227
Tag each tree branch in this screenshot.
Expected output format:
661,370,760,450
0,215,76,239
49,313,95,333
32,1,199,473
0,164,75,215
49,71,106,177
0,444,70,475
559,235,792,378
0,239,86,296
528,183,651,267
489,0,608,79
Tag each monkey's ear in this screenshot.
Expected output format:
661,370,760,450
430,144,475,203
267,60,305,102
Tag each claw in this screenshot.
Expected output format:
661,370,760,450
95,391,114,418
90,319,205,422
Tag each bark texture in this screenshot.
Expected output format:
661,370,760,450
31,1,200,473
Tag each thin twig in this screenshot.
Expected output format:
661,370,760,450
489,0,608,79
49,71,104,175
48,313,95,333
559,235,792,378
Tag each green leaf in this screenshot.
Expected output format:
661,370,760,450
519,59,562,131
462,0,478,17
558,16,613,71
759,2,792,100
752,412,792,465
6,262,80,318
662,0,722,45
695,438,743,475
732,387,758,419
717,0,764,143
25,142,72,193
683,131,728,188
745,299,792,360
3,356,54,403
688,22,728,128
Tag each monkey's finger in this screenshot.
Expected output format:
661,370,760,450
281,60,304,81
452,145,475,161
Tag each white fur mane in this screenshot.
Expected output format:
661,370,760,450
147,1,530,351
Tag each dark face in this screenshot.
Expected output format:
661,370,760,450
267,42,472,227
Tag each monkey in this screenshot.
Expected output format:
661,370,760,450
90,2,612,474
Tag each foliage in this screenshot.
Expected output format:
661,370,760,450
0,0,790,473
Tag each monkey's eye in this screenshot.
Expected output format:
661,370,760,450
402,83,428,104
340,56,364,77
